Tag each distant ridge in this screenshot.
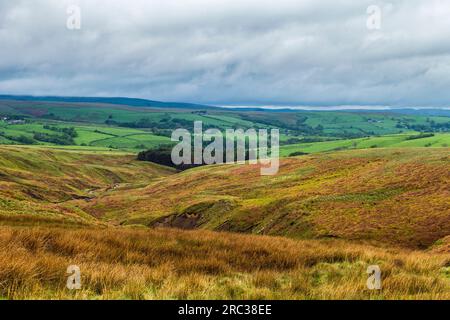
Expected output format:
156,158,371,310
0,95,216,110
1,95,450,116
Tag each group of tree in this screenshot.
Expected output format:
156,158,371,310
33,132,75,145
43,125,78,138
137,143,254,171
105,117,196,130
0,132,36,144
405,133,435,140
105,117,228,135
396,119,450,132
31,126,78,145
137,146,200,171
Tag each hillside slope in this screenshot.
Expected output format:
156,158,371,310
0,146,174,226
0,146,448,249
82,148,450,248
280,133,450,156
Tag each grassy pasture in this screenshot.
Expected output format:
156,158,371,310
0,121,172,151
2,100,449,138
2,117,450,155
280,133,450,156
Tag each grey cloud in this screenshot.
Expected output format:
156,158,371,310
0,0,449,107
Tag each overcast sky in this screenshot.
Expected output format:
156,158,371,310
1,0,450,108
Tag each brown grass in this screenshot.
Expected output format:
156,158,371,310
0,226,448,300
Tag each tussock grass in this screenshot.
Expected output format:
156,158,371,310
0,226,447,300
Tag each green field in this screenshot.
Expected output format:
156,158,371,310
0,100,449,155
3,118,448,157
280,133,450,156
0,120,172,151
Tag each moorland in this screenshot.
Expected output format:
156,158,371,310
0,96,448,299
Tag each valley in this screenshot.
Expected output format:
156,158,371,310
3,0,450,303
0,97,448,300
1,145,447,249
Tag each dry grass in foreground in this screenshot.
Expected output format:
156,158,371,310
0,226,448,300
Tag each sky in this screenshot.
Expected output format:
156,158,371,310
1,0,450,108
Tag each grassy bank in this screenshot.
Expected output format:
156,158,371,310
0,226,448,300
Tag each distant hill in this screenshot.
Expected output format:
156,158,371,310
369,108,450,117
0,94,216,110
2,95,450,116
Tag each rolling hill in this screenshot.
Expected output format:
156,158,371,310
0,95,214,110
78,148,450,249
0,145,448,299
280,133,450,156
1,98,449,152
0,146,174,227
1,145,447,249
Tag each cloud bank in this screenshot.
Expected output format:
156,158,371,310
1,0,450,107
